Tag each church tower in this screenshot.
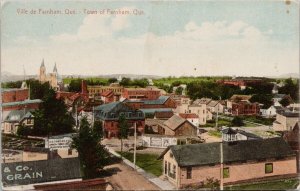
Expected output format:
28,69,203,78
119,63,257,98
39,59,46,82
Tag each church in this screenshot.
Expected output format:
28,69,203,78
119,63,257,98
39,59,63,91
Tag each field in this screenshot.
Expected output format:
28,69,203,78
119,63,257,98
118,152,163,177
63,77,109,84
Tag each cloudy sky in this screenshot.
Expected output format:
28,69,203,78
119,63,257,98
1,0,299,77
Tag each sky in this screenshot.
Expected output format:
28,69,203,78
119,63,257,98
1,0,299,77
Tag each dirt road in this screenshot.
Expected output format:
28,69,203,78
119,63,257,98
105,162,161,190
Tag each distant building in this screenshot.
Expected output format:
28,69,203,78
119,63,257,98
87,84,124,98
122,87,161,100
273,111,300,131
94,102,145,138
222,127,262,142
124,96,177,110
218,78,263,90
260,106,287,118
39,59,62,91
1,88,29,103
159,138,297,188
227,95,259,116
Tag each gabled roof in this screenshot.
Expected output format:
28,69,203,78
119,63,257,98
163,115,186,130
193,98,212,105
144,96,170,105
140,108,173,114
222,127,237,134
101,90,114,97
4,109,34,122
179,113,198,119
207,100,220,107
159,138,295,167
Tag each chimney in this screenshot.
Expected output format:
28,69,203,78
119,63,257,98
81,80,87,94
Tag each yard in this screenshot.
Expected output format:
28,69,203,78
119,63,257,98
225,179,299,190
118,151,163,177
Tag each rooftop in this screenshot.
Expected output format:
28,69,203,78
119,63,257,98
1,99,42,107
144,96,170,105
159,138,295,167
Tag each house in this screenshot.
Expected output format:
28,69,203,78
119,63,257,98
260,106,287,118
188,104,207,125
175,97,191,114
2,109,35,134
158,138,297,188
161,115,197,136
207,100,224,114
222,127,262,142
193,98,212,105
94,102,145,138
122,87,161,100
273,111,300,132
179,113,199,127
272,94,293,104
2,99,42,121
227,95,259,116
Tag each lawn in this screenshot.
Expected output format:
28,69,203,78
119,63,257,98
225,179,299,190
118,152,163,177
200,119,232,128
208,130,222,138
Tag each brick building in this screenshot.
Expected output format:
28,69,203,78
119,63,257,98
218,78,263,90
94,102,145,138
122,87,161,100
1,88,29,103
124,96,177,110
159,138,297,188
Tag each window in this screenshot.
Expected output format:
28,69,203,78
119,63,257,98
186,167,192,179
169,153,173,158
223,167,230,178
68,149,72,155
172,165,176,179
265,163,273,174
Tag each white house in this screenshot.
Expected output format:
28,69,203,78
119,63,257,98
179,113,200,127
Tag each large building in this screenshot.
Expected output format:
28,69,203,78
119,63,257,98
218,78,263,90
94,102,145,138
87,84,124,98
159,138,297,188
122,87,161,100
1,88,29,103
39,59,62,90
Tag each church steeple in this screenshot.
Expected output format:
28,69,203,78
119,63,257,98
41,58,45,67
53,62,57,73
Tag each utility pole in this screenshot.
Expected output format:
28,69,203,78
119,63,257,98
216,96,221,129
134,122,137,169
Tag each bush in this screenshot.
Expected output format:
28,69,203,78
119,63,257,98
231,116,244,127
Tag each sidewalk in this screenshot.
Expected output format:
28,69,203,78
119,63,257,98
107,147,175,190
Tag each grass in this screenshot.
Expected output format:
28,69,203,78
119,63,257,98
63,77,109,84
225,179,299,190
118,152,163,177
208,130,222,138
240,116,275,126
200,119,232,128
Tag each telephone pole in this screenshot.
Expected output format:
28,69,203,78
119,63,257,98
134,122,137,169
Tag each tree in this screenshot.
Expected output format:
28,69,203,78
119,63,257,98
250,94,273,109
118,114,129,155
175,86,184,95
68,79,82,92
279,78,299,101
32,89,75,136
108,78,118,84
26,79,51,99
119,77,131,86
231,116,244,127
72,117,109,178
16,124,32,137
280,97,291,107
